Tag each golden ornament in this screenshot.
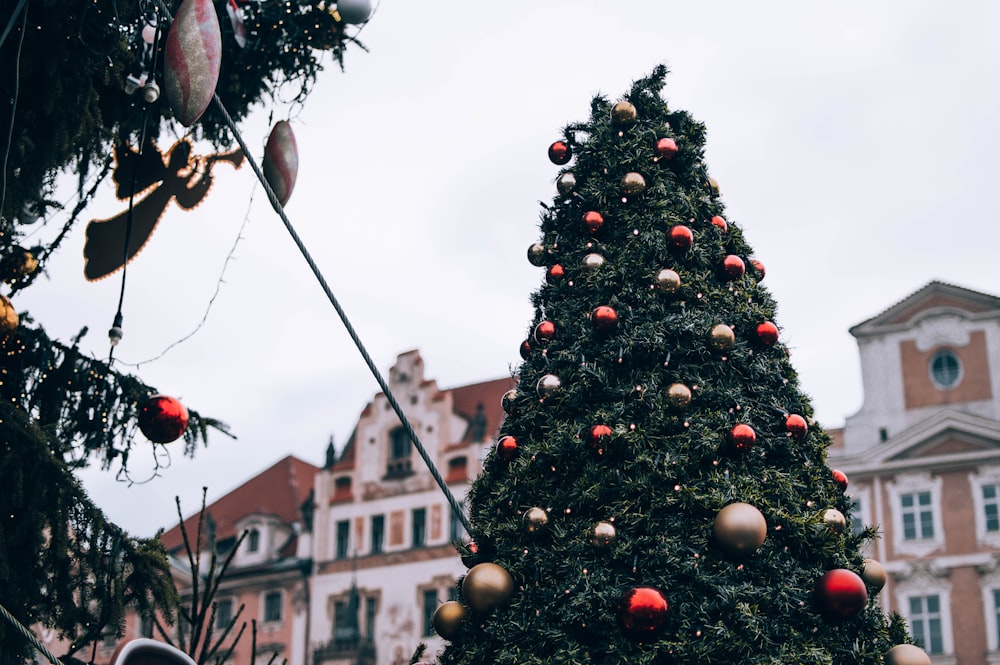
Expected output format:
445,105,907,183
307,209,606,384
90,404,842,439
590,520,617,549
0,294,19,333
708,323,735,351
708,176,721,196
667,383,692,409
822,508,847,532
862,558,887,592
556,172,577,196
611,101,637,126
523,507,550,536
462,563,514,613
432,600,467,640
621,172,646,196
884,644,932,665
713,502,767,555
527,242,547,266
655,268,681,294
2,246,38,280
581,252,605,272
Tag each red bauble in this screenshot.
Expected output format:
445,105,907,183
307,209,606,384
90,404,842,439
586,424,613,453
668,225,693,250
750,258,766,280
655,137,678,159
138,394,189,443
618,586,670,642
534,320,556,345
519,339,532,360
721,255,745,280
710,215,728,232
785,413,808,438
756,321,779,347
496,436,519,462
582,211,605,234
728,423,756,452
460,540,480,568
832,469,849,491
815,569,867,620
591,306,619,332
548,141,571,165
546,264,566,284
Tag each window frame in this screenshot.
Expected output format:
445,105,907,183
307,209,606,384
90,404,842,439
215,597,234,630
929,348,963,390
262,590,283,624
371,514,385,554
969,467,1000,549
421,588,439,637
887,473,945,558
335,519,351,559
412,508,426,548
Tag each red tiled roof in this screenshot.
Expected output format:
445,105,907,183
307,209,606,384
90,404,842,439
450,376,518,443
159,455,319,552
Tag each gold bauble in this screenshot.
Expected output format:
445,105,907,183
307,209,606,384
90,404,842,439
432,600,467,640
527,242,547,266
621,172,646,196
708,176,721,196
884,644,932,665
862,558,887,592
667,383,692,409
708,323,736,351
536,374,561,399
713,502,767,555
655,268,681,294
462,563,514,613
611,101,638,126
581,253,605,273
556,172,577,196
590,520,617,549
822,508,847,532
523,507,550,536
0,294,19,332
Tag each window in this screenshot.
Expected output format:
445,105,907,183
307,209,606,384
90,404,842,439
929,349,962,389
336,519,351,559
263,591,282,623
371,515,385,554
985,484,1000,533
412,508,426,548
422,588,438,637
247,528,260,553
390,427,411,460
449,504,466,543
139,615,153,638
215,598,234,629
849,497,865,536
900,491,934,540
908,595,944,654
365,596,378,640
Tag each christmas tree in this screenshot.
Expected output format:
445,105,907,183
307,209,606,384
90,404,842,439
434,67,926,665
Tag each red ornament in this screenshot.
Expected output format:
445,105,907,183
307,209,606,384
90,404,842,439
618,586,670,642
546,264,566,284
728,423,756,452
164,0,222,127
519,339,532,359
832,469,849,491
262,120,298,206
586,424,613,453
815,569,867,620
710,215,728,232
533,320,556,345
582,211,605,234
138,394,189,444
655,137,678,159
548,141,572,165
591,306,618,332
750,259,766,280
756,321,779,347
721,255,745,280
784,413,808,438
668,225,693,250
461,540,480,568
496,436,519,462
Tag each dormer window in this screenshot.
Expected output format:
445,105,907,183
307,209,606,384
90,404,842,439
247,528,260,553
929,349,962,389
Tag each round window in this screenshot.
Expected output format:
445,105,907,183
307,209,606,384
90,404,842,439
929,349,962,390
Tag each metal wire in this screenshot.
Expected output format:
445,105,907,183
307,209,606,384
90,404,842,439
0,602,64,665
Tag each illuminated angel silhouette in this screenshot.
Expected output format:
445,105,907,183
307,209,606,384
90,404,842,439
83,138,244,281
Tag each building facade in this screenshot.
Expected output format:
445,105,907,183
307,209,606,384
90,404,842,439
829,281,1000,665
309,350,514,665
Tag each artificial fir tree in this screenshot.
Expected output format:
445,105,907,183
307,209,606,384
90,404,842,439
436,67,923,665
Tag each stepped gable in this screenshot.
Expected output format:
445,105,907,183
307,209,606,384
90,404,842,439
160,455,319,552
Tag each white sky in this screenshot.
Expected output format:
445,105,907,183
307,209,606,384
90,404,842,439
19,1,1000,538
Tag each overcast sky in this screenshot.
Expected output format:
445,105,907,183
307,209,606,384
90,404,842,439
20,1,1000,538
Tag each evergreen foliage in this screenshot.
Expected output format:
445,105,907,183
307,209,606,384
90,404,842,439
440,67,913,664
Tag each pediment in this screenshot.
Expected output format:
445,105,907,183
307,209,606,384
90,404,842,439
850,281,1000,338
888,431,1000,461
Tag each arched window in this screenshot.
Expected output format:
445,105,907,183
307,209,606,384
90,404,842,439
247,527,260,553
